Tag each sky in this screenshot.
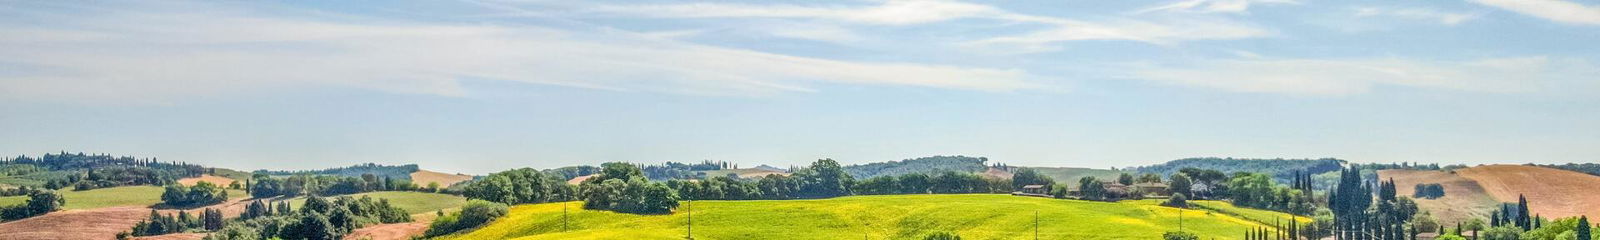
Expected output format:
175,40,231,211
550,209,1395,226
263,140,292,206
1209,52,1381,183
1,0,1598,174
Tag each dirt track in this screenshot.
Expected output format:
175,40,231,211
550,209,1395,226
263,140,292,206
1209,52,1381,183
345,222,430,240
177,175,238,187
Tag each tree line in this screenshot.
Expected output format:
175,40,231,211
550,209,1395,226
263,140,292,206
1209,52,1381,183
246,173,425,199
198,195,412,240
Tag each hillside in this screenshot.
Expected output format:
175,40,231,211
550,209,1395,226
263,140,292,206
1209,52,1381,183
843,156,989,179
1025,167,1126,187
1376,169,1499,224
254,163,419,179
1131,158,1344,182
442,194,1283,240
411,170,474,188
1456,165,1600,220
698,168,789,179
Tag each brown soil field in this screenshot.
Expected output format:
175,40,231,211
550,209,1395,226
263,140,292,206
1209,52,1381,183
980,167,1014,180
177,175,238,187
0,195,268,240
130,233,206,240
1456,165,1600,220
0,206,152,240
345,222,429,240
566,174,595,185
410,170,473,188
1377,169,1500,224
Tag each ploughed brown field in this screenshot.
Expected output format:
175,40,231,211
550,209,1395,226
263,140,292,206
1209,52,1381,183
410,170,473,188
177,175,238,187
1457,165,1600,220
1379,165,1600,224
1378,169,1499,224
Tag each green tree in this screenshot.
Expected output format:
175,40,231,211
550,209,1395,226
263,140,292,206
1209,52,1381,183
1168,173,1193,199
1164,231,1199,240
1011,168,1054,189
1577,216,1590,240
1118,173,1134,185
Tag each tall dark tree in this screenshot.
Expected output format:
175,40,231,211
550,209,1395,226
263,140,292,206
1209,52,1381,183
1577,216,1590,240
1516,195,1531,230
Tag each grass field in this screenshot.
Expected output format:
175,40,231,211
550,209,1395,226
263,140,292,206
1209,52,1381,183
0,186,248,209
1177,200,1310,226
442,194,1281,240
1028,167,1126,187
286,191,467,215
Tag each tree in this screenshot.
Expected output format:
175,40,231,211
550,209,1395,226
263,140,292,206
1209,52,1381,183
1163,193,1189,208
424,200,510,237
1578,216,1590,240
291,212,338,240
1518,195,1531,230
1163,231,1199,240
1118,173,1135,185
1168,173,1193,199
1011,168,1054,189
793,159,854,199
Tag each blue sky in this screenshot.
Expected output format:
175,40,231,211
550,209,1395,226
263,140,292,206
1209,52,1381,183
2,0,1597,174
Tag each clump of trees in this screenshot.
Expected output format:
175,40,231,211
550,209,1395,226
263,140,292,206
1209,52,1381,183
1162,193,1188,208
4,152,208,190
248,173,419,199
460,168,575,205
128,208,226,236
923,231,962,240
161,181,228,207
1413,183,1445,199
843,155,988,179
424,200,509,237
201,195,411,240
579,163,679,214
1163,231,1198,240
0,190,64,220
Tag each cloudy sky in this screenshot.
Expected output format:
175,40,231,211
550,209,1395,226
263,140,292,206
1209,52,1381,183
2,0,1597,174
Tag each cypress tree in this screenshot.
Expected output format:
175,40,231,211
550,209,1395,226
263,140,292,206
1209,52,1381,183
1577,216,1590,240
1517,195,1531,230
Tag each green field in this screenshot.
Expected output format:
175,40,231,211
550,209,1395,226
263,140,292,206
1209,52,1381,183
0,186,249,209
442,194,1281,240
1183,200,1311,226
1028,167,1126,187
286,191,466,215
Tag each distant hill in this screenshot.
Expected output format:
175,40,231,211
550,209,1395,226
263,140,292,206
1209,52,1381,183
1130,157,1344,182
253,163,419,179
1537,163,1600,177
1379,165,1600,224
1025,167,1127,187
842,156,988,179
751,164,786,172
409,170,474,188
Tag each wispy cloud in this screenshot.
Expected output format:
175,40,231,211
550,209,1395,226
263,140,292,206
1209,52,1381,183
573,0,1272,53
582,0,1000,25
1471,0,1600,25
1134,0,1299,14
0,3,1033,104
1354,7,1479,25
1132,56,1589,96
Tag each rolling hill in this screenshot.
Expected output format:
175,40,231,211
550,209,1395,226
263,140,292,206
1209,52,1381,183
411,170,475,188
440,194,1286,240
1378,165,1600,224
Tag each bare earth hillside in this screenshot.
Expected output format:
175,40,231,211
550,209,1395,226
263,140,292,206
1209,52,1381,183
1377,169,1499,224
1457,165,1600,220
177,175,237,187
410,170,473,187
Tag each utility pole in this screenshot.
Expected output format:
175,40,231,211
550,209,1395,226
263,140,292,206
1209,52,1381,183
687,199,693,240
1178,208,1184,232
563,202,569,232
1034,210,1040,240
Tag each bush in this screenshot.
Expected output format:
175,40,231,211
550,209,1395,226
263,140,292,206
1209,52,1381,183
923,231,961,240
424,200,509,237
1163,193,1189,208
1164,231,1199,240
1,190,65,220
1413,183,1445,199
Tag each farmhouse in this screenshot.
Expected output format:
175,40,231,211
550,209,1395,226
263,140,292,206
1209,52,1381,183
1012,184,1051,197
1131,182,1170,197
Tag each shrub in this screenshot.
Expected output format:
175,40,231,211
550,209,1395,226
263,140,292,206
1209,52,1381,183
0,190,64,220
1164,231,1199,240
1163,193,1189,208
923,231,961,240
424,200,509,237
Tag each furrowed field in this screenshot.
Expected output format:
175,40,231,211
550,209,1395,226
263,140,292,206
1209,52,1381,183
442,194,1286,240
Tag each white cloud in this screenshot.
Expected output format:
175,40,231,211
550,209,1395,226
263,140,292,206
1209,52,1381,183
0,3,1034,104
583,0,1000,25
1354,7,1479,25
966,17,1270,52
1132,56,1588,96
575,0,1272,53
1471,0,1600,25
1135,0,1299,14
